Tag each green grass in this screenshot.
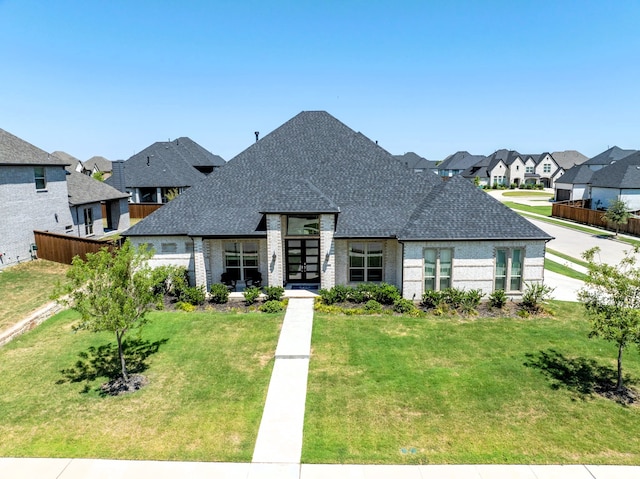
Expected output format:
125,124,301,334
0,260,69,331
0,309,282,461
544,258,589,281
546,248,590,269
503,202,552,217
303,302,640,465
502,191,554,198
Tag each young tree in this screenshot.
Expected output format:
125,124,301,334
601,199,630,237
56,240,159,383
578,245,640,392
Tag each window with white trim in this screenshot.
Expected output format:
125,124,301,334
224,241,259,282
495,248,524,292
34,167,46,190
543,163,551,173
525,166,534,174
349,242,383,282
424,248,453,291
83,207,94,236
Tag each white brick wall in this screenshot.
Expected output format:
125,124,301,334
129,235,194,281
320,214,335,290
267,215,284,287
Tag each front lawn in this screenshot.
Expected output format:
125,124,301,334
303,301,640,464
503,201,552,217
502,191,554,198
0,259,69,331
0,309,281,461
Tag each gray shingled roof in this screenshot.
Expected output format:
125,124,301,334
438,151,487,170
551,150,589,170
394,152,436,171
0,129,69,166
52,151,82,172
105,137,225,190
84,156,112,172
590,151,640,188
125,111,551,242
556,165,593,185
584,146,636,167
66,171,129,206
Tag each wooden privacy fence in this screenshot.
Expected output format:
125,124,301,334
34,231,120,265
552,202,640,236
129,203,163,219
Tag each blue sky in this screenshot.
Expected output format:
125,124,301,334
1,0,639,162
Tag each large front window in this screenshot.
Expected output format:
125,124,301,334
349,242,383,282
224,241,259,282
495,248,523,292
287,215,319,235
424,248,453,291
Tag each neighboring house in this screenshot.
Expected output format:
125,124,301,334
66,171,130,237
589,151,640,211
553,165,593,202
582,146,636,172
0,129,130,269
106,137,225,203
124,111,551,299
394,152,438,174
51,151,84,173
83,156,112,178
437,151,486,177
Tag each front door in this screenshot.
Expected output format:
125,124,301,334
286,239,320,283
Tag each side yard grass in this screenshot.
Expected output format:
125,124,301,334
0,309,282,462
303,301,640,465
0,259,69,331
503,201,552,217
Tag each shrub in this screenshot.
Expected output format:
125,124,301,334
348,283,376,303
209,283,230,304
441,287,465,309
521,282,555,312
243,286,262,305
460,289,483,314
318,288,338,305
489,289,507,309
364,300,383,313
372,283,401,305
175,301,196,312
263,286,285,302
178,285,206,305
332,285,351,303
151,265,188,296
260,300,285,313
393,298,416,314
421,290,443,309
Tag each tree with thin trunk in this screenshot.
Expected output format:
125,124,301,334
601,199,630,238
56,240,159,383
578,246,640,392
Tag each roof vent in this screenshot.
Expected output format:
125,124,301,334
255,131,259,142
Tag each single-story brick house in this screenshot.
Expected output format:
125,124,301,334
125,111,552,299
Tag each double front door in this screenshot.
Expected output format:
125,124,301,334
286,239,320,283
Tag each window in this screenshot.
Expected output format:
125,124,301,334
349,242,383,282
516,165,520,171
493,176,505,185
424,248,453,291
495,248,523,292
161,243,177,253
83,208,94,236
224,241,259,282
525,166,534,174
287,215,319,235
543,163,551,173
34,167,46,190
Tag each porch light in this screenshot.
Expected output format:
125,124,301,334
272,252,277,261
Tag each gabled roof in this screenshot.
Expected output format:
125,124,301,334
584,146,636,167
0,129,69,166
551,150,589,170
84,156,112,172
488,149,523,165
66,171,129,206
590,151,640,189
555,165,594,185
105,137,225,189
52,151,82,172
125,111,551,242
438,151,486,171
394,152,436,171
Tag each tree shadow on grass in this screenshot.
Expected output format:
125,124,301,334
524,349,637,406
57,337,168,394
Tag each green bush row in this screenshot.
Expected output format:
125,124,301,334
318,283,401,305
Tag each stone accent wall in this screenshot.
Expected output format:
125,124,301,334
402,240,547,300
193,237,207,289
319,214,336,290
267,215,284,287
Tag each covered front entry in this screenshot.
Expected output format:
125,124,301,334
285,238,320,283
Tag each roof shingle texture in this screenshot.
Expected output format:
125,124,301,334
126,111,551,242
66,171,129,206
0,129,68,166
590,151,640,188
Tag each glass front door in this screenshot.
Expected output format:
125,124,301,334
286,239,320,283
